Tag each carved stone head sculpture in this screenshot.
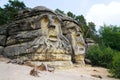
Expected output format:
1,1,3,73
2,6,85,65
32,13,72,61
3,6,72,62
61,18,85,63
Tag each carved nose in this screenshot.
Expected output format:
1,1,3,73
76,32,80,36
49,22,56,29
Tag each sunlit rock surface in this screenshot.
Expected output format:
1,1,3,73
0,6,85,64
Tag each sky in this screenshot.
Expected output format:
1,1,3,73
0,0,120,30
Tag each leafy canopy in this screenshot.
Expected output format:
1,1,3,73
0,0,26,25
99,25,120,51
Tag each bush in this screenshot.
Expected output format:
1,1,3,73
110,53,120,78
86,45,114,68
86,45,101,66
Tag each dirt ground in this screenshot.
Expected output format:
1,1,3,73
0,56,119,80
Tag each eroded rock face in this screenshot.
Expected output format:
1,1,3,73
1,6,85,64
0,25,7,55
62,20,85,63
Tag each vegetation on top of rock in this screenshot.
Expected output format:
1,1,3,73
0,0,26,25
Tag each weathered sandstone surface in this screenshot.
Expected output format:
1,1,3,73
0,6,85,65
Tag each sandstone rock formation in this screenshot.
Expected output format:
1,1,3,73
0,25,7,55
0,6,85,65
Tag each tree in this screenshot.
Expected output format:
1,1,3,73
75,15,89,38
99,25,120,51
88,22,96,33
0,0,26,25
86,22,99,42
67,11,76,19
55,8,65,14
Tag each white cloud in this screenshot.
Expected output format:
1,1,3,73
86,1,120,30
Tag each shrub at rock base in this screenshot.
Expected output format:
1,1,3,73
110,53,120,78
86,45,114,68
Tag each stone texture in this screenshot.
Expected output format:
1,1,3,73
0,25,7,35
0,35,6,46
1,6,85,65
6,29,42,46
0,25,7,46
62,20,85,63
0,46,4,55
8,17,41,35
4,42,33,57
85,38,95,47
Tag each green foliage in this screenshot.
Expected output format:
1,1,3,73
75,15,88,37
86,45,115,68
67,11,76,19
55,9,65,14
0,0,26,25
54,8,120,79
99,25,120,51
110,53,120,78
87,44,120,78
86,22,98,41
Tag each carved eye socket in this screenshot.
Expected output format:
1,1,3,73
76,34,80,36
69,27,75,31
70,27,75,29
54,18,60,23
41,16,49,23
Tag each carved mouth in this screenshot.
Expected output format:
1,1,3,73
48,35,58,41
77,42,84,46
